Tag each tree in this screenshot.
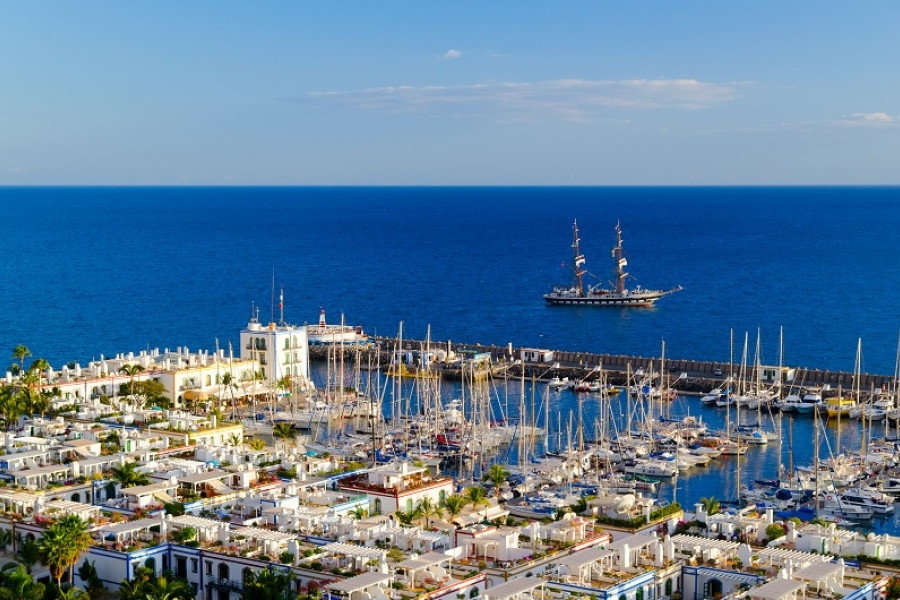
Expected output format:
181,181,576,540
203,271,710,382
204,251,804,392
77,559,105,597
765,523,786,542
133,378,168,411
119,364,145,408
56,586,90,600
26,358,50,385
395,504,421,526
110,462,151,489
272,422,299,453
0,528,11,555
0,387,27,431
148,574,194,600
464,486,490,520
0,563,45,600
440,494,468,524
247,438,266,451
39,513,93,588
228,432,242,447
15,536,41,574
171,526,197,545
222,371,239,418
242,568,293,600
416,496,443,529
11,345,31,374
482,464,510,490
350,506,369,520
700,496,721,516
119,571,193,600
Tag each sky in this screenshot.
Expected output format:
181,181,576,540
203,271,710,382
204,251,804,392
2,2,899,186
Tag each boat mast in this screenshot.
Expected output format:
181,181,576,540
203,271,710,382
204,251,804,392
571,220,587,296
613,220,628,294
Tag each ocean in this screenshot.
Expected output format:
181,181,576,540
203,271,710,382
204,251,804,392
2,186,900,530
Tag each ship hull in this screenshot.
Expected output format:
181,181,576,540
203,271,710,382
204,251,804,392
543,291,664,306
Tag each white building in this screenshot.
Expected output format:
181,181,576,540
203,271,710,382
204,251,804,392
240,308,313,392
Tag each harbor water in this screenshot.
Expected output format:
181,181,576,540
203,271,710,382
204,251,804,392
2,186,900,532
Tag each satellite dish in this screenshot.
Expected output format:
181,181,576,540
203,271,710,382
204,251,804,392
615,494,636,514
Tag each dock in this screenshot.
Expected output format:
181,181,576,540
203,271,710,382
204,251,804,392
309,336,897,394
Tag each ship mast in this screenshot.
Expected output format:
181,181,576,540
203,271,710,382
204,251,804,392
612,220,628,293
571,220,586,296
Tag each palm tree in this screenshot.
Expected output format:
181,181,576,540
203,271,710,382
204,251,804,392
700,496,721,516
395,504,421,526
15,536,41,574
482,463,510,489
228,432,242,447
242,568,293,600
272,421,299,453
0,387,27,431
0,528,12,555
0,563,45,600
440,494,468,524
465,486,490,520
26,358,50,385
56,587,90,600
11,346,30,374
222,371,239,417
247,438,266,451
110,462,150,491
39,514,93,588
416,496,443,529
147,574,194,600
350,505,369,520
119,364,144,410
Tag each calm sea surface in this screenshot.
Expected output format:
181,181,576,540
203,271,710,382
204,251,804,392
2,186,900,530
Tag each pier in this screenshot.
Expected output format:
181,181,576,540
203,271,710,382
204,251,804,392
310,337,897,394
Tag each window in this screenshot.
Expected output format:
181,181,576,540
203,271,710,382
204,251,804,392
243,568,254,586
285,339,291,350
174,556,186,578
205,561,213,576
374,499,382,515
191,558,199,574
146,558,157,574
218,563,230,581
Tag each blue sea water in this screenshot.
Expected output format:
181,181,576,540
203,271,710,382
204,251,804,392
2,186,898,373
2,186,900,530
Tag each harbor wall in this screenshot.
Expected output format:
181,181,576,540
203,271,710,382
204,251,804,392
312,338,896,393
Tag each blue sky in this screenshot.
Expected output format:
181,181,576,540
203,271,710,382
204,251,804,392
2,2,898,185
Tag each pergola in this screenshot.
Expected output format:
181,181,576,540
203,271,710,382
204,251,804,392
315,542,386,573
757,548,828,570
748,578,806,600
793,561,843,595
99,517,162,547
169,514,225,543
232,525,295,556
397,551,452,587
485,577,544,600
14,463,72,488
556,546,616,584
327,572,394,600
0,489,39,514
38,499,101,522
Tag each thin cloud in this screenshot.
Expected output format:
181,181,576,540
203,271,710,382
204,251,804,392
442,49,463,60
836,112,897,127
299,78,742,121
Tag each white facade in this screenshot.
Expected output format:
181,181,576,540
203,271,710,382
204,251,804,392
240,316,313,391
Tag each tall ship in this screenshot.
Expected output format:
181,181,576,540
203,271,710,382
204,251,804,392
544,220,682,306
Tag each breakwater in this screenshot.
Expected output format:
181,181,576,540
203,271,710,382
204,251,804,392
310,337,897,395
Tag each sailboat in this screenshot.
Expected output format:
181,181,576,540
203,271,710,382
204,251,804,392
544,220,682,306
